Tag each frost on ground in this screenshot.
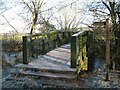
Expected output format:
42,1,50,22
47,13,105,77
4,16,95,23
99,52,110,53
77,71,120,88
2,66,120,89
1,51,120,89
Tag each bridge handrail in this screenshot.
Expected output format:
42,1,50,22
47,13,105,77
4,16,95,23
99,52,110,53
71,30,91,73
22,31,76,64
72,30,89,37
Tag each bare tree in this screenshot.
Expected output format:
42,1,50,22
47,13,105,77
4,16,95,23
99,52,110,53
21,0,45,34
102,0,120,70
53,1,85,31
0,0,20,33
0,14,18,33
88,0,120,70
116,3,120,23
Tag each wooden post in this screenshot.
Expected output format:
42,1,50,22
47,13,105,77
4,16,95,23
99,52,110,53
55,33,58,48
23,36,29,64
47,33,50,52
42,38,45,54
87,31,94,71
71,36,77,68
105,18,110,81
68,32,71,42
0,40,2,70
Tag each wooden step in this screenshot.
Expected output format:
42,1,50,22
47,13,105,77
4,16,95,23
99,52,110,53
6,76,79,88
15,64,76,75
11,69,76,80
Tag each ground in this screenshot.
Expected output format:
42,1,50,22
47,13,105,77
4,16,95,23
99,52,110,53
1,44,120,89
2,66,120,89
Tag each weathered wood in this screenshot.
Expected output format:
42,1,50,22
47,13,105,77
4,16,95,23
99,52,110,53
22,31,74,64
82,33,88,71
77,34,83,73
71,36,77,68
86,31,94,71
71,30,89,74
17,44,77,80
23,36,29,64
42,38,45,54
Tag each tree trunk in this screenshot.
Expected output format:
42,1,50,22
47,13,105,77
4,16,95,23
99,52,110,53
105,18,110,81
30,12,38,35
102,1,120,70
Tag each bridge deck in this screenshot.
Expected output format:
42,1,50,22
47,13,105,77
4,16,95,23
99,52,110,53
29,43,75,71
19,43,76,72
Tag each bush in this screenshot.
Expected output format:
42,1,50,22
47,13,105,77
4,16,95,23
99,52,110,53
2,40,22,52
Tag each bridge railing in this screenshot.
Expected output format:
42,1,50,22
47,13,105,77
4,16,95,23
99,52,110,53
22,31,75,64
71,30,91,73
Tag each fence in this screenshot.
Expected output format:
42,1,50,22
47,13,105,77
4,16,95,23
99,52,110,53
23,31,75,64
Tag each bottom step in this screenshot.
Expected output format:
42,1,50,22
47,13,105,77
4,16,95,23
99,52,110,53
11,69,77,80
5,76,79,88
15,64,76,74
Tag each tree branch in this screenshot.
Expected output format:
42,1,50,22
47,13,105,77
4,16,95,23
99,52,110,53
21,0,33,12
1,14,19,33
102,0,111,13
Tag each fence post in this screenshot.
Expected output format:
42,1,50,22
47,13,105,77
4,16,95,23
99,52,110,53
42,38,45,54
56,33,60,47
23,36,29,64
71,36,77,68
68,32,71,42
86,31,94,72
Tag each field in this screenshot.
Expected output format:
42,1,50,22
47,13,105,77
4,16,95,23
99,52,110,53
0,33,24,52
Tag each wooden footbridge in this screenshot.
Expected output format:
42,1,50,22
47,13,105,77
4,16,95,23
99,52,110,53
13,30,93,80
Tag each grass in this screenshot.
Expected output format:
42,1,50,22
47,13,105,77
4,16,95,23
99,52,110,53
0,33,24,52
0,33,25,41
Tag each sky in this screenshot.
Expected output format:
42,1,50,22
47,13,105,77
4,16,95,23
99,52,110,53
0,0,110,33
0,0,26,33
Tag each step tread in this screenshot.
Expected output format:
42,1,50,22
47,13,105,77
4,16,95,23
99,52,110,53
6,76,78,87
11,70,76,80
15,64,76,74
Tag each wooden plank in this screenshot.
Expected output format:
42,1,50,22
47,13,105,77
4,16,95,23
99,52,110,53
22,31,73,64
77,34,83,73
23,36,29,64
71,36,77,68
71,31,89,73
15,64,76,74
11,70,76,80
86,31,94,71
42,38,45,54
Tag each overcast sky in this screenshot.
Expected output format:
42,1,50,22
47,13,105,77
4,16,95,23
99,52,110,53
0,0,109,33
